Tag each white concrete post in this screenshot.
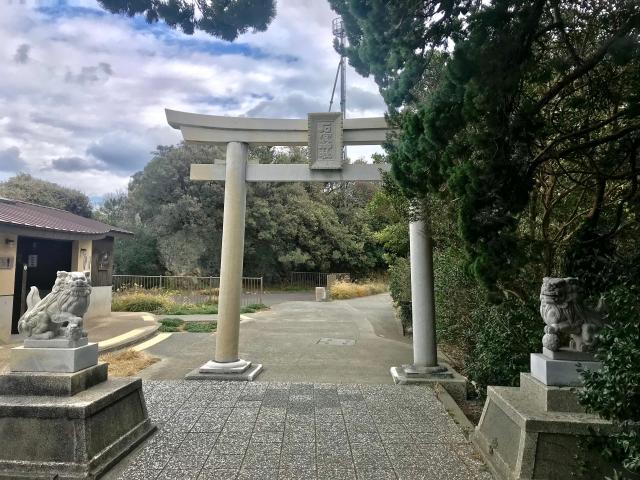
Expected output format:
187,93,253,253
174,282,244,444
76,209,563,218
409,217,438,368
214,142,248,363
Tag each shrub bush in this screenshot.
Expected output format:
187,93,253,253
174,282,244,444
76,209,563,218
162,303,218,315
578,283,640,476
112,292,173,313
329,280,387,300
112,292,219,315
183,322,217,333
388,257,412,332
160,318,184,328
158,318,184,332
240,303,268,314
463,296,540,395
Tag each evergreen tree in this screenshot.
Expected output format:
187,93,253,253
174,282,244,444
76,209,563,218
332,0,640,295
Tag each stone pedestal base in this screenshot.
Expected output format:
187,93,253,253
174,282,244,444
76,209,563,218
185,359,263,381
24,337,89,349
390,362,467,403
530,353,601,387
10,343,98,373
472,373,613,480
0,363,108,396
0,377,155,479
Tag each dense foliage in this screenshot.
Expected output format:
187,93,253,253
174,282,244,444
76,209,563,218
97,144,386,282
578,282,640,475
332,20,640,468
333,0,640,299
98,0,275,41
0,173,93,217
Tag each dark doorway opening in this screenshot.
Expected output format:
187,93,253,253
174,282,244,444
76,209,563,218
11,236,72,333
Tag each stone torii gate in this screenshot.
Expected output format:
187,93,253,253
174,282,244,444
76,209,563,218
165,108,447,383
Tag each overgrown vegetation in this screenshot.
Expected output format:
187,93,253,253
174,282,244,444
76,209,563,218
329,280,387,300
111,291,218,315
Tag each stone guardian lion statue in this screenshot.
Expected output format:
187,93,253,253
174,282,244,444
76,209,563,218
17,271,92,341
539,277,606,353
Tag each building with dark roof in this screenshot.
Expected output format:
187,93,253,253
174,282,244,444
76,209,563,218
0,197,132,342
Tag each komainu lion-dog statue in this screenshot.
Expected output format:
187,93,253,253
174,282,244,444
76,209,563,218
539,277,607,353
17,271,92,341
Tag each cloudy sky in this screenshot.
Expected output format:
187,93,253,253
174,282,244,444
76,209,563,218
0,0,387,202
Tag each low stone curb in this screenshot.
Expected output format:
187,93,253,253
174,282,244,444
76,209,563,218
434,383,475,440
98,324,160,354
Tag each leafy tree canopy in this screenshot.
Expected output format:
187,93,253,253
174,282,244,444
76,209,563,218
98,0,276,41
0,173,93,218
97,144,386,280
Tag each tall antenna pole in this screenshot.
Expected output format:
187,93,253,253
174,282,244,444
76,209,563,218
332,17,347,161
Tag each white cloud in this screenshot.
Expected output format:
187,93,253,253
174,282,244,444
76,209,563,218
0,0,386,198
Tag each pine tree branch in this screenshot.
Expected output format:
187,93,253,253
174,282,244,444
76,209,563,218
531,13,640,116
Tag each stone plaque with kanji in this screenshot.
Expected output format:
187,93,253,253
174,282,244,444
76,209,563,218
308,112,343,169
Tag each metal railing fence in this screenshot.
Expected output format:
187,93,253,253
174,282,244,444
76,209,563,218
112,275,263,306
288,272,350,290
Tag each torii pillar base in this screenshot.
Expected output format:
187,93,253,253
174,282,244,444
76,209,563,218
185,360,263,381
390,363,467,403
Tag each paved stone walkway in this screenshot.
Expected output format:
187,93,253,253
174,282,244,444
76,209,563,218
110,380,492,480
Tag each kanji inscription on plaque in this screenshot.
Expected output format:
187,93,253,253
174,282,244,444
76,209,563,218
308,112,343,169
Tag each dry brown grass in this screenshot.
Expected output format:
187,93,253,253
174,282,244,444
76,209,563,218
100,349,160,377
329,280,388,300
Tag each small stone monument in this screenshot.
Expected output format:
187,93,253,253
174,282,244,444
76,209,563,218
0,271,155,479
472,277,613,479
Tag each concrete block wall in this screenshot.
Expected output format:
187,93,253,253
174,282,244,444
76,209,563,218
86,286,112,319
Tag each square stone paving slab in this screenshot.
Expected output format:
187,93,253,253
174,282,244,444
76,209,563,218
105,380,493,480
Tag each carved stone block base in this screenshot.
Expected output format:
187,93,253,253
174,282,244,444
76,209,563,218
0,378,155,479
10,343,98,373
472,374,613,480
530,353,601,387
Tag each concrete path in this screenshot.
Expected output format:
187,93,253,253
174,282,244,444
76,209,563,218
138,294,413,384
260,291,315,306
106,380,492,480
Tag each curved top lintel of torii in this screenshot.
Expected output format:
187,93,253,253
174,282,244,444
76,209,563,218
165,108,392,147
